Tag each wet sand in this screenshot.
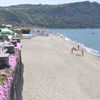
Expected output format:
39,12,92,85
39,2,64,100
22,36,100,100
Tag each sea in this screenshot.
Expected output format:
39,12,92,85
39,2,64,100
50,29,100,57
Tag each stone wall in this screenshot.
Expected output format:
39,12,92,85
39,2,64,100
8,52,23,100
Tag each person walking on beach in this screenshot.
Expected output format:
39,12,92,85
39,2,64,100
81,49,84,56
77,45,84,56
71,47,74,54
71,47,78,54
71,45,84,56
77,45,80,50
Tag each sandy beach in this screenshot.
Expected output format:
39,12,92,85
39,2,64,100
22,36,100,100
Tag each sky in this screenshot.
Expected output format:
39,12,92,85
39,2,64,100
0,0,100,6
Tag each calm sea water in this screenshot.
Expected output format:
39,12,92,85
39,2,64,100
50,29,100,56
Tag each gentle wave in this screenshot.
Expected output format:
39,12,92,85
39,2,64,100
65,37,71,42
82,45,100,57
65,36,100,57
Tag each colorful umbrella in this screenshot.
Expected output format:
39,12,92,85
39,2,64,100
0,28,14,35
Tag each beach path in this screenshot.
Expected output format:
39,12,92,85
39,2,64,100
22,36,100,100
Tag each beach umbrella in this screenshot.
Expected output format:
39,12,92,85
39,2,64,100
0,28,14,35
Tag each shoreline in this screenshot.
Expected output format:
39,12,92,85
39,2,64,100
64,36,100,57
49,29,100,57
63,36,99,58
33,33,100,63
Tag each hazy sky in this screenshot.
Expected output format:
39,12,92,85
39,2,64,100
0,0,100,6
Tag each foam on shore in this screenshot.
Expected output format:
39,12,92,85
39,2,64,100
65,36,100,57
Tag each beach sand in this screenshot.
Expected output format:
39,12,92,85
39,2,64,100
22,36,100,100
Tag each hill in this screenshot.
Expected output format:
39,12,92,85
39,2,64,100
0,1,100,28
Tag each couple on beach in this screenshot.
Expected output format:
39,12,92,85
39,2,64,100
71,45,84,56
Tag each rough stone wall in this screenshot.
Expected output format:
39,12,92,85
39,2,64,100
8,52,23,100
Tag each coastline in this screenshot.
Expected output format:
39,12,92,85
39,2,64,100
50,28,100,57
64,36,100,58
22,35,100,100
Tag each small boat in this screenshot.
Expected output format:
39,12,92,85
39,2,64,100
91,33,95,35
